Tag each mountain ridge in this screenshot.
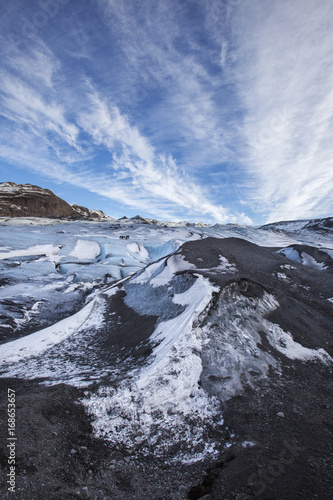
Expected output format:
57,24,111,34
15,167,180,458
1,182,332,229
0,182,108,220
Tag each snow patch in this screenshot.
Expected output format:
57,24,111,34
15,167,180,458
242,441,256,448
0,297,105,364
194,255,237,275
70,239,100,260
141,275,218,378
149,254,195,287
276,247,302,263
84,276,221,462
126,242,149,262
217,255,237,273
277,248,327,270
0,244,60,261
129,260,165,285
301,252,327,270
102,287,119,298
276,272,291,282
263,320,332,363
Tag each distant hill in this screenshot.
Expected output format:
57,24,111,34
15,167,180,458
0,182,107,220
260,217,333,233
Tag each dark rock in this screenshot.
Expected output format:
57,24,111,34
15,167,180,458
0,182,107,219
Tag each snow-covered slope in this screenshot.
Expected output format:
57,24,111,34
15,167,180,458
260,216,333,233
0,217,332,465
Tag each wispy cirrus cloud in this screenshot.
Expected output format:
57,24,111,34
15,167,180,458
96,0,239,167
75,86,238,222
225,0,333,222
0,0,331,224
0,15,248,223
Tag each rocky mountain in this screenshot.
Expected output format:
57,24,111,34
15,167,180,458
70,203,107,220
0,182,108,220
260,216,333,233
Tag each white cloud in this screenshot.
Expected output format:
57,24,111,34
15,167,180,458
0,0,253,224
5,44,58,88
100,0,237,168
0,41,246,223
0,71,79,149
228,0,333,221
2,0,332,224
76,89,244,223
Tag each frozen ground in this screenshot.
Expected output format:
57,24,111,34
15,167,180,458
0,216,332,499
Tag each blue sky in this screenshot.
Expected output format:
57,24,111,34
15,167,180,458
0,0,332,224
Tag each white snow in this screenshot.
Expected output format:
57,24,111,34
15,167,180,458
140,275,218,379
277,248,327,270
149,254,195,287
0,182,48,195
64,281,94,294
276,272,291,282
0,244,60,261
199,254,237,275
217,255,237,273
301,252,327,270
84,276,221,462
70,239,100,260
130,260,166,285
126,242,149,261
102,287,119,298
129,252,195,287
0,297,105,364
263,319,332,363
281,264,296,270
276,247,302,263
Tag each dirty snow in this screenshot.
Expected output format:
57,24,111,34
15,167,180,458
84,275,221,461
149,254,195,287
263,320,332,363
0,297,105,365
276,247,302,263
0,217,332,463
301,252,327,270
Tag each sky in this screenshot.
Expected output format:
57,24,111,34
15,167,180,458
0,0,332,225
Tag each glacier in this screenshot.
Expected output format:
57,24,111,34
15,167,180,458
0,216,332,499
